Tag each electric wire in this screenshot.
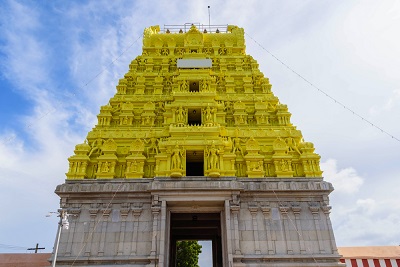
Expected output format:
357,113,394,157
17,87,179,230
271,188,325,267
70,180,124,266
78,35,142,92
255,77,332,264
245,32,400,143
0,243,29,251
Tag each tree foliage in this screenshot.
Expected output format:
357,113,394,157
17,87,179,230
176,240,202,267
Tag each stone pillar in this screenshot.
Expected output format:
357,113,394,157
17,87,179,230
292,203,306,254
248,204,261,254
131,205,142,255
85,205,99,256
65,209,81,256
323,205,338,254
150,195,161,265
279,204,293,254
224,200,234,267
261,205,275,255
117,205,130,255
230,204,241,255
309,203,325,253
158,201,167,267
98,206,111,256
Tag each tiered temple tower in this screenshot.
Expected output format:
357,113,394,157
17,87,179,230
54,24,341,267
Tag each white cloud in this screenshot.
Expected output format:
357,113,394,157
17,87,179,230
321,159,364,194
0,1,89,251
383,89,400,110
333,197,400,246
370,89,400,115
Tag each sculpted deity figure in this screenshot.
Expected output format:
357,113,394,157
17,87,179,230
145,137,159,155
145,116,151,125
206,142,220,170
201,80,209,92
259,114,266,124
280,159,289,171
223,136,233,151
285,137,301,154
88,138,104,157
102,162,110,172
181,80,188,91
131,160,138,172
111,103,121,114
232,136,245,156
267,102,277,112
126,160,138,173
176,106,187,123
203,105,216,124
204,106,212,122
252,161,263,171
171,145,185,170
238,115,245,124
224,101,232,111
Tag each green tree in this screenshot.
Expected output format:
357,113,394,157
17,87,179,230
176,240,202,267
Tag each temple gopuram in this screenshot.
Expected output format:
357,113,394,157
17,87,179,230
53,24,342,267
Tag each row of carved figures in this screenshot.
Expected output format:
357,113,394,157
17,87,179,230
101,99,281,118
67,157,321,179
116,76,271,94
84,135,303,160
98,108,290,127
68,138,320,178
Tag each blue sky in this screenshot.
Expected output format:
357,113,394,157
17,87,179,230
1,0,400,265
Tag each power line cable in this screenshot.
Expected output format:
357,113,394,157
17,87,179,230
70,180,124,266
0,243,29,251
245,32,400,143
271,188,325,267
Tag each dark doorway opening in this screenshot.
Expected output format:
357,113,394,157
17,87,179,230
189,81,199,92
188,108,201,125
169,213,223,267
186,151,204,176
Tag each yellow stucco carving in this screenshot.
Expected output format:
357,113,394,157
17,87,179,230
66,24,323,180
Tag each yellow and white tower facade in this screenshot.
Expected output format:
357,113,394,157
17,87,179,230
54,24,341,267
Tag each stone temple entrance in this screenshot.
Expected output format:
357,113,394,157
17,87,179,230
169,212,222,267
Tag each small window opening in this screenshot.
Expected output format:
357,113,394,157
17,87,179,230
188,108,201,125
186,150,204,176
190,81,199,92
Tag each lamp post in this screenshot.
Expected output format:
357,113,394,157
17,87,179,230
49,210,70,267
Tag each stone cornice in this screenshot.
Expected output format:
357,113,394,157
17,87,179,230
56,177,333,197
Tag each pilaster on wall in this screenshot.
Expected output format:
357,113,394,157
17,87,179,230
248,203,261,254
230,198,242,255
117,203,130,256
150,195,160,257
98,205,112,256
54,178,341,267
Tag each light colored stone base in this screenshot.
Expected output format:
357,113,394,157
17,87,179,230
53,177,342,267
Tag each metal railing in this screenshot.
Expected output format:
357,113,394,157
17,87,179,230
162,23,228,33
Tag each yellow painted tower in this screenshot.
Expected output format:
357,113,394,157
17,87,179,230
66,24,322,181
54,24,340,267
